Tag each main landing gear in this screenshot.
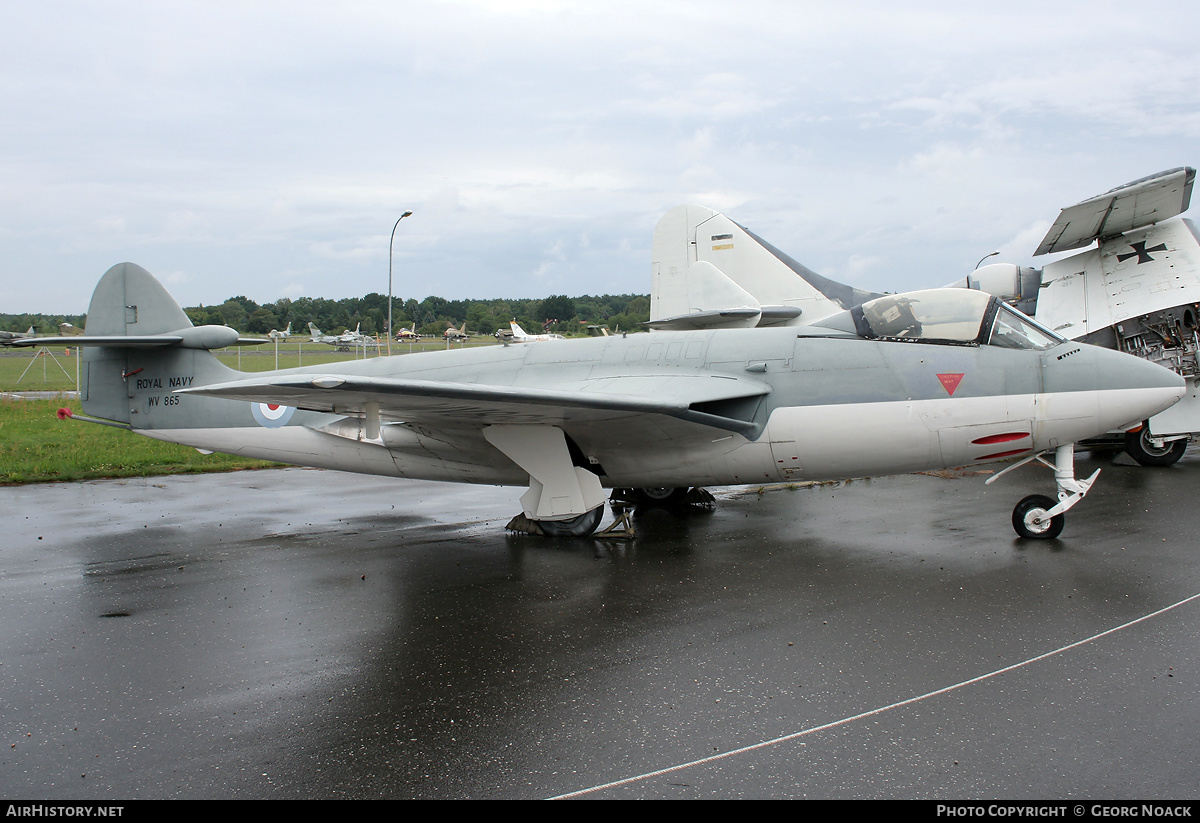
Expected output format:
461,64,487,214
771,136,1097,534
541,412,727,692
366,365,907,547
987,444,1100,540
502,486,715,537
1124,423,1188,467
614,487,715,508
516,505,606,537
504,488,716,537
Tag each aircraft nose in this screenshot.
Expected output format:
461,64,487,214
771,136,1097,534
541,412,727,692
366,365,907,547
1042,342,1185,430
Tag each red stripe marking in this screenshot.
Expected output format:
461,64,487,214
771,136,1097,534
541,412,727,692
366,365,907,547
971,432,1030,445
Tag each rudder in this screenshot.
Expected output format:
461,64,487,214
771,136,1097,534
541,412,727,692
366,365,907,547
81,263,239,425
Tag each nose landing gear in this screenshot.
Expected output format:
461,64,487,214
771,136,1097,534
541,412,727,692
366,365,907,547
988,444,1100,539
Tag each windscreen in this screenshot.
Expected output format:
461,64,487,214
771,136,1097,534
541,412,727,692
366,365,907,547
988,303,1063,350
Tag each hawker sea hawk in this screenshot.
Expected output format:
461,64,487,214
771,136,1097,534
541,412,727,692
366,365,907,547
21,263,1184,539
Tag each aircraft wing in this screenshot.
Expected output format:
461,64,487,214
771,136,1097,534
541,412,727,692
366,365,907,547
5,333,268,348
1035,167,1196,256
179,373,770,436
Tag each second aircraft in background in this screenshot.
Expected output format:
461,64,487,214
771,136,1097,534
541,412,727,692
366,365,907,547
649,168,1200,467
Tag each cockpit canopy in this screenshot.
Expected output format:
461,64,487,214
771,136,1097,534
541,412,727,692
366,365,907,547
812,288,1064,350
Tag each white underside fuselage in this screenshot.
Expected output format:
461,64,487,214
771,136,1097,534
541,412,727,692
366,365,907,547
143,384,1181,489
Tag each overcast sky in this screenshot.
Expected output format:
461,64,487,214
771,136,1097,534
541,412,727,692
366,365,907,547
4,0,1199,315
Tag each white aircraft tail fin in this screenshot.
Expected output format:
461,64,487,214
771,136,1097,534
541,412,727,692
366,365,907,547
651,205,879,328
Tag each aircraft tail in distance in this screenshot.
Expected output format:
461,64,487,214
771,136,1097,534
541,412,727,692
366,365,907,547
650,204,881,330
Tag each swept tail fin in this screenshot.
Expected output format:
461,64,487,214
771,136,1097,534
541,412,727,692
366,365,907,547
650,205,880,328
76,263,241,425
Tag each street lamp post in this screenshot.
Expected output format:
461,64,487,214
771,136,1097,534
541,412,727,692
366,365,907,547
974,251,1000,272
388,210,414,357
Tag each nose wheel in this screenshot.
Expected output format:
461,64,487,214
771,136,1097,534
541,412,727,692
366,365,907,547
988,444,1099,540
1012,494,1065,539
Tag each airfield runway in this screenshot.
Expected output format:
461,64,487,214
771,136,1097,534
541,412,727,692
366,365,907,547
3,452,1199,799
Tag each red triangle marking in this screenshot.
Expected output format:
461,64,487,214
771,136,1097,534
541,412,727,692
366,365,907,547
937,373,965,396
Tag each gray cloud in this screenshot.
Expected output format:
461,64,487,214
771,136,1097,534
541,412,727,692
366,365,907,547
3,1,1199,313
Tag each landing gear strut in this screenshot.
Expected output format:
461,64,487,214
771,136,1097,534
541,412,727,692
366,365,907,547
484,424,620,538
987,444,1100,540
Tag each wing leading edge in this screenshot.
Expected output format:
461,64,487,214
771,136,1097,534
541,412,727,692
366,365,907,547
179,373,771,437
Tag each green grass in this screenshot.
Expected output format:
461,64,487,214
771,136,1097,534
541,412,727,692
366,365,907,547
0,338,506,484
0,397,284,484
0,349,80,392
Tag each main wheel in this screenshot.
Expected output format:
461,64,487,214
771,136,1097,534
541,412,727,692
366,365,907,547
633,487,690,506
1012,494,1064,539
537,505,605,537
1124,426,1187,467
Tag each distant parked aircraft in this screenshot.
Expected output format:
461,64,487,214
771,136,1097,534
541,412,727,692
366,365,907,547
509,320,565,343
308,322,377,351
0,326,36,346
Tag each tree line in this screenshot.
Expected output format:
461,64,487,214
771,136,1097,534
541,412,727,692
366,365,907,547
1,292,651,338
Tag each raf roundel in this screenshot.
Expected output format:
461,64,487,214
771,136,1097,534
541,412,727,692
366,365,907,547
251,402,295,428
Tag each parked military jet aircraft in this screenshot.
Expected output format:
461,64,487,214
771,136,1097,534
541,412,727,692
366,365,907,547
443,322,469,342
0,326,36,346
947,168,1199,466
509,320,565,342
20,263,1184,539
268,322,292,341
651,170,1200,467
308,322,378,351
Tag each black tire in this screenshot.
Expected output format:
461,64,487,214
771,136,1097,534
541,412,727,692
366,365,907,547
1124,426,1187,467
633,487,690,506
1012,494,1064,540
537,505,605,537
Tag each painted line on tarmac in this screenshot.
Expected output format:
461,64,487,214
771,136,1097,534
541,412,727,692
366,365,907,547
550,590,1200,799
